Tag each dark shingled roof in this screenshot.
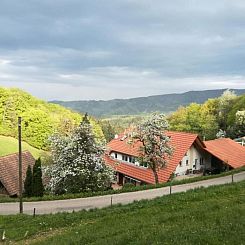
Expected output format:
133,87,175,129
0,151,35,196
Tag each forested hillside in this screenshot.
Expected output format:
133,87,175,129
53,89,245,117
169,91,245,140
100,90,245,141
0,87,104,150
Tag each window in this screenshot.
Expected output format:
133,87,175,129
200,157,204,165
115,153,117,159
129,156,132,163
179,161,182,167
140,162,148,168
125,156,128,161
195,159,198,164
132,157,135,163
186,160,188,166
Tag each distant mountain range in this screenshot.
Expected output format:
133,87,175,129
52,89,245,118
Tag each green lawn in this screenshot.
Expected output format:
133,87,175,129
0,135,47,159
0,181,244,244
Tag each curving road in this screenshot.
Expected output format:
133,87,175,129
0,172,244,215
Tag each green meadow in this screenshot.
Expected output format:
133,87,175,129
0,180,244,244
0,135,46,159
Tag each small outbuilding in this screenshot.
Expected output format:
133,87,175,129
0,151,35,197
204,138,245,170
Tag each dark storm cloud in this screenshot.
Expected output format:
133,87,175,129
0,0,245,100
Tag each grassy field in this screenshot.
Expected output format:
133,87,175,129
0,135,47,159
0,181,244,244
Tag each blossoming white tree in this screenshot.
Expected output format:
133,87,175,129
130,114,173,184
47,114,114,194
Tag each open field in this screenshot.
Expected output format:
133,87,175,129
0,180,244,244
0,135,47,159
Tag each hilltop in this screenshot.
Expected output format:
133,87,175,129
52,88,245,117
0,87,104,150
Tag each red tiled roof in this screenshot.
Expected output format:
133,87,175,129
0,151,35,196
106,131,202,184
204,138,245,169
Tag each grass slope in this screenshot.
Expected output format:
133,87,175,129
1,181,244,244
0,135,46,159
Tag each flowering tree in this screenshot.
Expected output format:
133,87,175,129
131,113,173,184
47,115,114,194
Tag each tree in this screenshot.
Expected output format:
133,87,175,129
24,165,33,197
82,113,90,124
217,89,237,130
169,102,219,140
32,158,44,197
130,114,173,184
47,116,114,194
100,120,116,142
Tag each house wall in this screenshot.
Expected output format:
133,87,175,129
111,143,213,182
110,152,142,167
175,145,211,176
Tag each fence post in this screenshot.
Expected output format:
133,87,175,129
33,208,36,217
232,174,234,183
170,182,172,195
111,196,113,207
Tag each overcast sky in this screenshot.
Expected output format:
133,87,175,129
0,0,245,101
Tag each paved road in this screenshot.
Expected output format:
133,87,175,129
1,172,244,215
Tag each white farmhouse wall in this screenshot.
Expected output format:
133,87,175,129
175,145,211,176
110,152,141,167
111,144,212,177
111,152,123,160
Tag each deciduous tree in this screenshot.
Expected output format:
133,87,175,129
130,114,173,184
47,115,114,194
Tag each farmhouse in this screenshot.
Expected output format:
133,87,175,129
0,151,35,196
105,131,245,186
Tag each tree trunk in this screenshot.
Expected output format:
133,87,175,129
153,170,159,184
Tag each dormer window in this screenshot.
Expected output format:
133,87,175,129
179,161,182,167
140,162,148,168
115,153,117,159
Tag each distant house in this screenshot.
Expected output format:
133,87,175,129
0,151,35,196
105,131,245,186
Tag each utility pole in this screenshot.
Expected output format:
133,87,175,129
18,116,23,214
